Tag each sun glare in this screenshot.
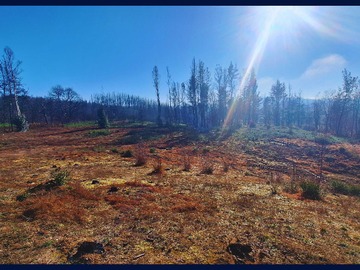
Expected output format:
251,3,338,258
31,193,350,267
222,6,313,130
223,6,359,132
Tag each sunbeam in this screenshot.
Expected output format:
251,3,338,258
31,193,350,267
222,6,355,133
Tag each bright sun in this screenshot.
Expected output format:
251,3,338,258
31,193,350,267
223,6,315,130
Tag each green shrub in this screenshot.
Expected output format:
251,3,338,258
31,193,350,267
50,169,70,186
149,147,156,153
331,180,350,195
93,146,105,152
314,137,331,146
65,121,95,128
16,193,29,202
349,185,360,197
300,180,321,200
121,150,133,157
88,129,110,137
97,107,109,129
111,148,119,153
332,180,360,197
117,135,140,145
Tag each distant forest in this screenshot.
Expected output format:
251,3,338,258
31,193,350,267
1,46,360,139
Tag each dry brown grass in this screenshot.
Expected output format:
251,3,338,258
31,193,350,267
21,192,87,224
134,143,147,166
150,157,165,176
183,154,191,171
1,124,360,264
171,201,199,213
200,156,214,175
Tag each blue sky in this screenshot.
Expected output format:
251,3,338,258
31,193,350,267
1,6,360,101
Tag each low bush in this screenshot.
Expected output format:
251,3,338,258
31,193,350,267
121,150,133,157
51,169,70,186
97,107,109,129
300,180,321,200
111,148,119,153
88,129,110,137
331,180,360,197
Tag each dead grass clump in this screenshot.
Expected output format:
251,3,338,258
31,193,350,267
233,194,258,210
183,155,191,171
137,203,163,220
284,164,299,194
268,172,283,195
22,193,86,224
141,193,157,202
201,158,214,175
134,144,147,166
151,157,164,175
222,158,230,172
104,194,140,211
171,202,199,213
68,182,99,201
339,196,356,217
123,181,151,188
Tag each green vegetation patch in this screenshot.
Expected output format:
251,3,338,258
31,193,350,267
331,180,360,197
121,150,133,157
116,126,178,145
16,169,70,201
87,129,111,137
65,121,95,128
300,180,321,200
0,123,11,128
232,125,348,144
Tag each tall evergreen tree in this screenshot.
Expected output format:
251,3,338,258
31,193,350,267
270,80,286,126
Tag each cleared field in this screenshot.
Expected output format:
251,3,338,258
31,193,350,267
0,123,359,264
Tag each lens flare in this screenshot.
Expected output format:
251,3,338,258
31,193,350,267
222,6,357,133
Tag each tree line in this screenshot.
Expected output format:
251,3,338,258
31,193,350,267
1,46,360,139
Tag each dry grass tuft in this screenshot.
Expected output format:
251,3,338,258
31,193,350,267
233,194,259,210
182,152,192,171
268,172,283,195
21,193,87,224
69,182,100,201
104,194,141,211
222,158,230,172
201,159,214,175
171,201,199,213
151,157,165,175
134,144,147,166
